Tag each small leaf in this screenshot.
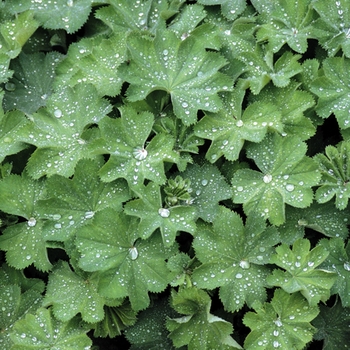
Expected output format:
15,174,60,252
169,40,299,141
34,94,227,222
267,238,337,306
314,140,350,209
120,29,232,125
167,287,243,349
10,308,92,349
243,288,319,350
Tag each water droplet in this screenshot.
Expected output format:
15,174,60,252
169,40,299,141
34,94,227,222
54,109,62,118
239,260,250,269
20,333,26,339
26,255,31,260
158,208,170,218
308,261,314,267
263,174,272,183
84,211,95,219
27,217,36,227
129,247,138,260
182,102,188,108
274,318,283,327
236,120,244,127
235,273,243,279
236,186,244,192
273,341,280,348
201,179,208,186
344,262,350,271
286,184,295,192
5,82,16,91
52,214,61,220
67,0,73,6
133,147,148,160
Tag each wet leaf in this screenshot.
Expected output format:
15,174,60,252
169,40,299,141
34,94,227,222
192,206,280,312
167,287,243,349
267,238,337,306
243,288,319,350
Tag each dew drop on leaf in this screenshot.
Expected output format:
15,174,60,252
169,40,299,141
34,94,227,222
201,179,208,186
286,184,295,192
343,262,350,271
129,246,138,260
84,211,95,219
235,273,243,279
133,147,148,160
239,260,250,269
263,174,273,183
27,217,36,227
54,109,62,118
158,208,170,218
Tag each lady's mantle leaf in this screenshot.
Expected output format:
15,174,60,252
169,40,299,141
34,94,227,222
243,288,319,350
314,141,350,209
256,0,317,53
43,261,105,323
76,209,172,311
29,0,93,34
311,57,350,129
0,173,52,271
17,83,111,178
3,51,64,114
124,182,196,247
55,33,126,97
194,100,283,162
192,206,279,312
181,162,232,222
318,238,350,307
197,0,246,21
267,238,337,306
167,287,243,349
36,158,130,242
312,302,350,350
312,0,350,57
0,284,43,349
98,105,178,192
10,308,92,349
232,133,320,225
120,29,232,125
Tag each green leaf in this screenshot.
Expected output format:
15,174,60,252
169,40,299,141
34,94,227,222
255,0,317,53
124,182,196,247
232,133,320,225
76,209,173,311
3,51,64,114
43,261,105,323
0,110,29,162
125,298,179,350
98,105,178,192
0,173,53,271
243,288,319,350
95,0,168,34
0,284,43,350
310,57,350,129
55,33,126,97
16,83,112,178
10,308,92,349
278,201,350,245
120,29,232,125
29,0,93,34
197,0,246,21
312,302,350,350
0,10,39,59
238,48,302,94
314,141,350,209
312,0,350,57
194,100,283,162
318,238,350,307
248,82,316,141
181,162,232,222
267,238,337,306
167,253,195,287
167,287,243,349
36,158,130,241
192,206,279,312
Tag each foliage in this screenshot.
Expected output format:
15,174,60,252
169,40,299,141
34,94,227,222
1,0,350,349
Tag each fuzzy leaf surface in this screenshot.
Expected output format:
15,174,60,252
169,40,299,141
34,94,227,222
318,238,350,307
243,288,319,350
232,133,320,225
314,141,350,209
120,29,232,125
124,182,196,247
167,287,242,349
267,238,337,306
311,57,350,128
10,308,92,349
16,83,112,178
43,261,105,323
192,206,279,312
76,209,172,311
36,158,130,241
